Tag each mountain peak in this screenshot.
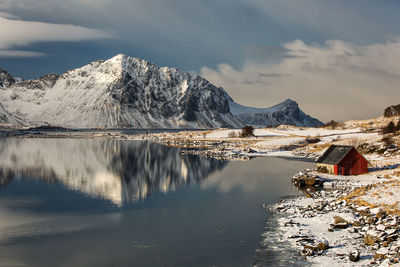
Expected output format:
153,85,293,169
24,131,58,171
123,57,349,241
105,53,128,66
228,97,322,127
105,54,159,74
275,98,298,109
0,68,16,88
114,53,127,59
282,98,295,104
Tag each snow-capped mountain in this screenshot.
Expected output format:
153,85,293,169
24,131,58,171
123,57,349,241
0,54,321,128
0,54,241,128
228,97,323,127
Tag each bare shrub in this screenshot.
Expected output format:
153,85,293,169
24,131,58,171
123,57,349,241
228,131,237,138
305,135,321,144
324,120,339,129
241,126,254,138
381,121,396,134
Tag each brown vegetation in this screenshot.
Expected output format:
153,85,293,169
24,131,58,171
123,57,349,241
323,120,343,129
228,131,238,138
384,104,400,117
381,121,397,134
240,126,254,137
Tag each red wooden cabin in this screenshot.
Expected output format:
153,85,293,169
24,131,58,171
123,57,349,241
316,145,369,175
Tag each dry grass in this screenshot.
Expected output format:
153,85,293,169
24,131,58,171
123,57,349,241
308,143,332,153
345,116,400,129
338,138,365,147
340,180,400,216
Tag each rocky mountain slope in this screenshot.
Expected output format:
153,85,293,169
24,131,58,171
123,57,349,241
0,102,22,125
0,68,15,88
0,54,321,128
228,97,323,127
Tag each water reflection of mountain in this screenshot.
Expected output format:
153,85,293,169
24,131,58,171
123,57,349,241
0,138,227,205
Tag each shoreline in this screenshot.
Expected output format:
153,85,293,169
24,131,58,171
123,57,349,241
271,170,400,266
1,124,400,266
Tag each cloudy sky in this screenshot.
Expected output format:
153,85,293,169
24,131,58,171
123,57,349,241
1,0,400,121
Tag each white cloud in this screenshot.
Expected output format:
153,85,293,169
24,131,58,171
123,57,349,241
0,11,17,18
0,50,45,57
201,39,400,122
0,16,111,57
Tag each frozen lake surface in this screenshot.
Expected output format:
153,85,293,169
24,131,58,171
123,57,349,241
0,138,312,266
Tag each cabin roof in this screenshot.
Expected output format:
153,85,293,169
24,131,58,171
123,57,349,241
316,145,355,165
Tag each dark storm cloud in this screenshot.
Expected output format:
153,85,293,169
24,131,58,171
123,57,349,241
2,0,400,74
1,0,400,120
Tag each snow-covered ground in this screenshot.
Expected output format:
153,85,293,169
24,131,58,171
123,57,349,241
273,170,400,266
138,125,387,163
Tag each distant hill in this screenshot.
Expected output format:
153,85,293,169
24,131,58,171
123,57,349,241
227,97,323,127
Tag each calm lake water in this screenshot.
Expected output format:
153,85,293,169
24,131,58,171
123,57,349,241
0,138,313,267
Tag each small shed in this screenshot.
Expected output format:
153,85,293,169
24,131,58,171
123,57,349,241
316,145,368,175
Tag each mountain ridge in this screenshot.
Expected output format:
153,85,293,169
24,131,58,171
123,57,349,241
227,96,323,127
0,54,321,128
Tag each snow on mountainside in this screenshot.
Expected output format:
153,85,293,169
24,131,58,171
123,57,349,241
0,102,23,125
0,102,13,124
0,54,242,128
0,54,322,128
228,97,323,127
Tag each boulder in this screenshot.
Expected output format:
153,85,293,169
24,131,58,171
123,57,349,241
377,224,386,231
364,233,378,246
317,239,329,251
333,222,348,229
374,247,389,261
349,250,360,262
332,215,349,229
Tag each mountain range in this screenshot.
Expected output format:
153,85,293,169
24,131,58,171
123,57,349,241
0,54,322,128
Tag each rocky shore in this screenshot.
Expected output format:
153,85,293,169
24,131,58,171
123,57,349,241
271,169,400,266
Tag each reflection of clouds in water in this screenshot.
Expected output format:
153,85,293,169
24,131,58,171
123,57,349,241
202,158,311,194
0,195,123,267
0,198,122,244
0,202,45,231
202,163,265,193
0,138,226,206
0,198,49,248
201,158,282,193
